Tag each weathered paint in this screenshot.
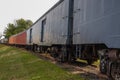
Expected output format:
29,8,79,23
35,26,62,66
26,0,120,48
15,31,27,45
27,0,69,46
73,0,120,48
9,31,27,45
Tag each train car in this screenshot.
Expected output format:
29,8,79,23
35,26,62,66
15,31,27,47
73,0,120,79
9,31,27,47
26,0,120,79
26,0,69,51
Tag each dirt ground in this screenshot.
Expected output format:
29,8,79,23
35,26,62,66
58,62,108,80
33,52,108,80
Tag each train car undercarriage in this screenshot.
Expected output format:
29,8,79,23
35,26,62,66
27,44,101,64
99,49,120,80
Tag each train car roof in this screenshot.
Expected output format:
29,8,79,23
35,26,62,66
9,30,26,37
27,0,64,30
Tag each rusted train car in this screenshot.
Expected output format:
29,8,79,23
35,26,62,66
9,31,27,47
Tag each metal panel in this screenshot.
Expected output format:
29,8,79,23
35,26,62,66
73,0,120,48
45,0,69,45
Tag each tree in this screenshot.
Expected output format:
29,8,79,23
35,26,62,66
4,23,16,38
4,18,33,38
14,19,33,33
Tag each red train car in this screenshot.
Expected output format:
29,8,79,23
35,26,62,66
15,31,27,45
9,31,27,46
9,35,16,44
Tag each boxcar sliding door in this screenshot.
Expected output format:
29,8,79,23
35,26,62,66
40,19,46,42
29,28,32,43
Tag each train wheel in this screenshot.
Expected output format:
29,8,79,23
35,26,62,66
110,63,120,80
100,57,107,74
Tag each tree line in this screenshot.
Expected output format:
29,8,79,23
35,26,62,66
4,18,33,39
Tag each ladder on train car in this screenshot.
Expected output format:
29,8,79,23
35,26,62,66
75,45,82,59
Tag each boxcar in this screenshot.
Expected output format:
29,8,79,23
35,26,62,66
9,31,27,48
26,0,69,46
73,1,120,79
27,0,120,79
26,0,69,52
26,0,120,59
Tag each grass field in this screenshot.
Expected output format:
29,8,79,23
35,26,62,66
0,44,83,80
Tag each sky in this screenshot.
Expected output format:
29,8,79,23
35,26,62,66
0,0,59,35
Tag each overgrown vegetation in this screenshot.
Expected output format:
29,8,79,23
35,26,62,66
0,44,83,80
4,18,33,38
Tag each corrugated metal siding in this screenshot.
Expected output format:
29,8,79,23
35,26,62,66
73,0,120,48
15,31,27,45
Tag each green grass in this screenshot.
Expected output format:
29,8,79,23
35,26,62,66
0,44,83,80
